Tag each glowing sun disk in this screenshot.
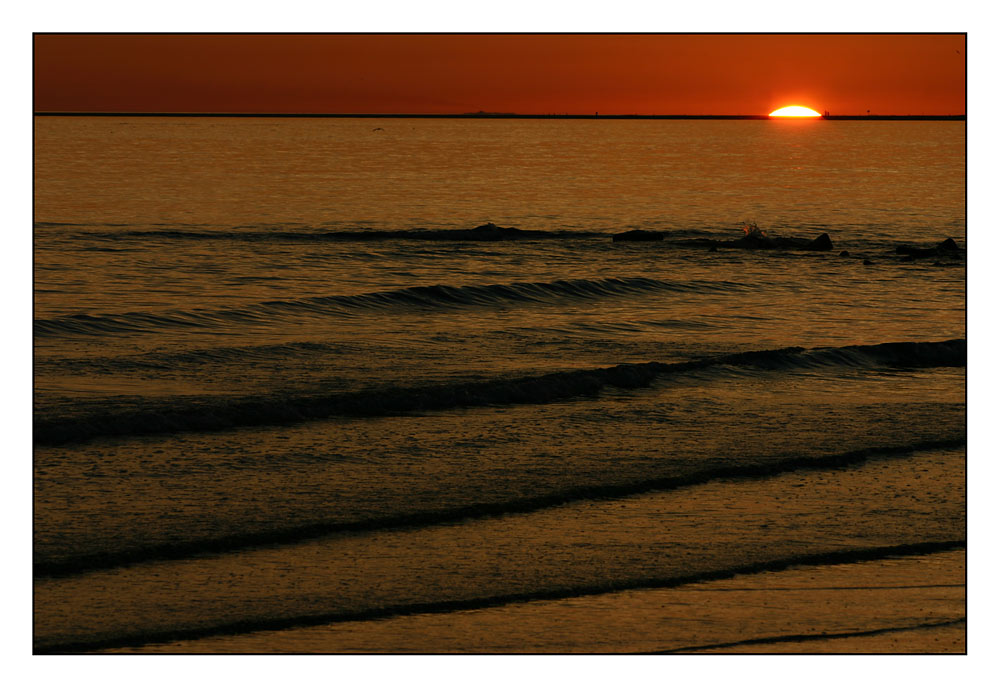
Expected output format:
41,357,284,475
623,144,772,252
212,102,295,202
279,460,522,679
770,106,822,117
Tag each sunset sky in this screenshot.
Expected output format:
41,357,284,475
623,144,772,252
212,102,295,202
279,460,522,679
34,34,965,116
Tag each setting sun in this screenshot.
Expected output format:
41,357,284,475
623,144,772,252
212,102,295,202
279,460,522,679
769,105,823,117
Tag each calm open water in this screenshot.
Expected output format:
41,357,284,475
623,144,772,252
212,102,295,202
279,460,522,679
33,117,965,653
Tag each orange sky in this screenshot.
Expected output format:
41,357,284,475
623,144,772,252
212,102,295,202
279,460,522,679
33,34,966,116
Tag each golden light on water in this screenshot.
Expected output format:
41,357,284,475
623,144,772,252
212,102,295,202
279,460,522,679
769,106,822,117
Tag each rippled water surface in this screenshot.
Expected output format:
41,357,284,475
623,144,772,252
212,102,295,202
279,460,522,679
33,117,965,653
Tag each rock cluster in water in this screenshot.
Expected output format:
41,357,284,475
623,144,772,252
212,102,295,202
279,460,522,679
396,223,558,241
612,230,665,242
711,232,834,251
895,238,962,260
450,223,529,240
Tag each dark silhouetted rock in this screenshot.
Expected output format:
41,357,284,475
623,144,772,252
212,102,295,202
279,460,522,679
896,245,937,258
937,237,960,252
771,237,804,248
612,229,665,242
716,235,775,249
708,245,718,252
863,259,874,265
839,250,851,257
895,238,962,258
716,232,833,251
804,233,833,251
463,223,525,240
900,255,916,262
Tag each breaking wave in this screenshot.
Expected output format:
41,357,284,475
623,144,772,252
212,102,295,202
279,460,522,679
34,276,748,338
34,339,965,447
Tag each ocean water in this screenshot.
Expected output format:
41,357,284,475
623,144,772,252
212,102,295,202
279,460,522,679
33,117,966,653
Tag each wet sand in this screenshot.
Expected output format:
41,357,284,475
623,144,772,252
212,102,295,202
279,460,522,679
115,549,963,653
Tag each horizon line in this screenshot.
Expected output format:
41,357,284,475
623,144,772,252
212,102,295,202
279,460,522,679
33,112,966,121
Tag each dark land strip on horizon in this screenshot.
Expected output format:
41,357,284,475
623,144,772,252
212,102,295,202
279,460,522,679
34,112,966,121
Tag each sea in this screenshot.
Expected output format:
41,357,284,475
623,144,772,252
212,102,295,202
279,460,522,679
33,116,966,653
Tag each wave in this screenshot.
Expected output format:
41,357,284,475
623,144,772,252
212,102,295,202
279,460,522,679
655,618,965,653
83,226,606,242
33,339,966,447
32,438,965,579
34,276,746,338
34,539,965,653
38,341,343,373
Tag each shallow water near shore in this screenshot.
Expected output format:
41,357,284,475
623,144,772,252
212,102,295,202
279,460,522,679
34,116,965,653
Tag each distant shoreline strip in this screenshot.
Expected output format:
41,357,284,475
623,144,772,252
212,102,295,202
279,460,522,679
34,540,966,654
33,112,966,121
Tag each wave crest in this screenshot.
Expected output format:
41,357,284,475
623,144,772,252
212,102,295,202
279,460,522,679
35,276,746,338
34,339,965,447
